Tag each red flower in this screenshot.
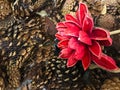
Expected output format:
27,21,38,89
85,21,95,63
55,3,119,71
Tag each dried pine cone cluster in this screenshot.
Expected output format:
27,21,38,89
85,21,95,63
0,0,12,19
22,57,84,90
13,0,48,18
0,0,120,90
101,77,120,90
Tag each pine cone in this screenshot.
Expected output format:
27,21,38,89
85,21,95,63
82,84,95,90
0,0,12,20
97,14,115,30
13,0,47,18
101,77,120,90
83,0,105,16
22,57,85,90
88,69,112,90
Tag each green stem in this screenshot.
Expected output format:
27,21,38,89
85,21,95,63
110,29,120,35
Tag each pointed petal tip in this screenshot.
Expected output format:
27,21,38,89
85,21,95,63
79,2,88,12
82,50,91,71
76,3,88,25
59,48,72,59
82,15,94,33
55,33,62,40
56,22,66,29
67,54,77,67
83,64,89,71
65,14,78,23
91,27,112,46
67,59,77,67
92,54,119,71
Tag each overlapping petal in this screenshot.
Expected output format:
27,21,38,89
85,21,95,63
68,37,79,49
55,3,119,71
91,28,112,46
56,22,66,29
92,54,119,71
65,21,81,37
78,31,92,45
76,3,88,25
74,43,85,60
67,53,77,67
55,33,64,40
65,14,78,24
59,48,73,59
99,38,112,46
89,41,102,58
56,22,67,40
82,15,93,33
58,39,69,48
68,37,85,60
82,50,91,70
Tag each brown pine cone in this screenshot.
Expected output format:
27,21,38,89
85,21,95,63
0,0,12,20
22,57,85,90
97,14,115,30
13,0,47,18
83,0,105,16
7,64,21,89
105,0,118,15
101,77,120,90
0,77,5,90
82,84,95,90
88,69,112,90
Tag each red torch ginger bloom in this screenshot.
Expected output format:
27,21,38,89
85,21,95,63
55,3,119,71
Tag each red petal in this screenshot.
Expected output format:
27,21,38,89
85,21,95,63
74,43,85,60
91,28,109,39
82,15,93,33
67,53,77,67
55,33,63,40
55,33,62,40
68,37,85,60
65,21,81,37
82,50,91,70
56,22,67,37
59,48,73,59
55,33,70,40
92,54,119,71
56,22,66,28
56,27,66,32
91,28,112,46
99,38,112,46
78,31,92,45
65,14,79,24
68,37,79,49
56,23,66,34
89,41,102,58
58,39,69,49
76,3,88,25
